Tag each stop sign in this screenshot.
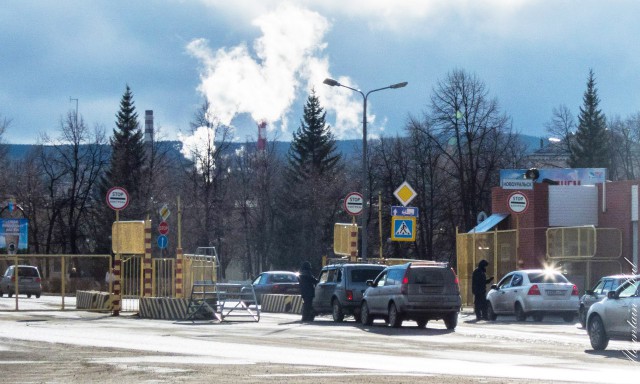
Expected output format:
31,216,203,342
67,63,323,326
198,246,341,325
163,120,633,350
158,221,169,235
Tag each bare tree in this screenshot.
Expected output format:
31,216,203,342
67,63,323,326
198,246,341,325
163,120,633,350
544,104,576,155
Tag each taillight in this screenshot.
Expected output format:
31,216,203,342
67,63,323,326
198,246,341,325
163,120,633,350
528,284,540,295
273,284,280,292
11,276,15,282
571,285,579,296
401,270,409,295
451,268,459,285
346,290,353,301
36,277,41,283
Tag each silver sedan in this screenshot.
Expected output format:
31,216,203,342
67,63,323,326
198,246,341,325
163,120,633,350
486,269,579,322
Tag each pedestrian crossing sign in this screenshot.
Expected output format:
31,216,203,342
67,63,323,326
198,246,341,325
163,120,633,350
391,216,416,242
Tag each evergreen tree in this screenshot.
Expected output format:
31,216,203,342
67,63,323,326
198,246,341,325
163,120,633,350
102,85,146,219
569,70,609,168
287,89,341,181
276,89,344,269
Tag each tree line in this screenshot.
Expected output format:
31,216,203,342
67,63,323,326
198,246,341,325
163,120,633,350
0,68,633,279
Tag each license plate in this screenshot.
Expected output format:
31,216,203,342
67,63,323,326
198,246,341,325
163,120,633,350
546,290,564,296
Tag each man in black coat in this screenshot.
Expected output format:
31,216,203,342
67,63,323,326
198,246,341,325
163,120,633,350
471,259,493,320
298,261,318,322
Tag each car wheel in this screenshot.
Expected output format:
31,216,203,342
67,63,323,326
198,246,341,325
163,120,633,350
8,292,13,298
332,299,345,322
588,314,609,350
487,302,497,321
27,294,32,299
353,311,361,323
416,319,428,328
562,313,576,323
444,312,458,330
0,290,3,297
360,301,373,326
514,303,526,321
388,303,403,328
579,306,587,328
36,293,41,299
533,313,544,322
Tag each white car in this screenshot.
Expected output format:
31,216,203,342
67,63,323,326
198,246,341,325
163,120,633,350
486,269,579,322
586,275,640,350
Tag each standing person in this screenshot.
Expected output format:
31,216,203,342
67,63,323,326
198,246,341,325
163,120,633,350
472,259,494,320
298,261,318,322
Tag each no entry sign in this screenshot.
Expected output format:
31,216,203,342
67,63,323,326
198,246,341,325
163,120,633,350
343,192,364,216
508,191,529,214
106,187,129,211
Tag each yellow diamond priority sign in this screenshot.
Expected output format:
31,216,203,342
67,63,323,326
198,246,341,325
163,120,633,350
393,181,417,206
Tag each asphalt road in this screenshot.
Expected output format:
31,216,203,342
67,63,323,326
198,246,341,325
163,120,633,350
0,296,638,383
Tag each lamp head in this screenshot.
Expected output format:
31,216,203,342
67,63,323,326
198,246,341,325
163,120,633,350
323,78,340,87
390,81,408,89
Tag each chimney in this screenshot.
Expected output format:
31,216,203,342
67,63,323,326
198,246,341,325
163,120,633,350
257,121,267,151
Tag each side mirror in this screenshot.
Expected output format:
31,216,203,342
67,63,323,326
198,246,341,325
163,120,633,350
366,280,374,287
607,291,617,299
490,284,498,290
585,289,594,296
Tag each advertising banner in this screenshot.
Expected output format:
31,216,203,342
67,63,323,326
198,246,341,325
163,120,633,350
500,168,606,186
0,218,29,254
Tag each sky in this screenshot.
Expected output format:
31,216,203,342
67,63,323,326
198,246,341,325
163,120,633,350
2,0,640,145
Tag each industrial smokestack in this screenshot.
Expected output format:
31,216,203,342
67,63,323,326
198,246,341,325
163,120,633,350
257,120,267,151
144,110,154,143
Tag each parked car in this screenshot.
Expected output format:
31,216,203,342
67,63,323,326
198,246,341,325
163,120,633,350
360,261,461,329
586,274,640,350
0,265,42,298
241,271,300,305
579,274,631,327
486,269,579,322
312,263,386,322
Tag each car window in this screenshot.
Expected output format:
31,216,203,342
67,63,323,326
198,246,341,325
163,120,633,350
498,274,513,289
259,274,269,285
511,273,523,287
326,269,337,283
351,268,383,283
18,267,38,277
601,279,614,294
618,280,639,298
387,269,405,285
272,274,297,283
591,279,605,294
611,278,624,291
528,272,569,284
318,270,329,284
410,268,444,285
336,269,342,283
374,271,388,287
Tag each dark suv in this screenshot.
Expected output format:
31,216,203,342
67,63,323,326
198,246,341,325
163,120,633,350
313,263,386,322
360,261,461,329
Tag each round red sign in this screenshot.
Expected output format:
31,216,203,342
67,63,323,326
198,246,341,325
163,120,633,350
158,221,169,235
343,192,364,216
106,186,129,211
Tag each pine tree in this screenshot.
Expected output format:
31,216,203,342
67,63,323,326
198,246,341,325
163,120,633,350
102,85,146,219
275,89,344,269
569,70,609,168
286,89,341,181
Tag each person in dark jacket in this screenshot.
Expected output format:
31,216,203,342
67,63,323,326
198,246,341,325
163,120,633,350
471,259,494,320
298,261,318,322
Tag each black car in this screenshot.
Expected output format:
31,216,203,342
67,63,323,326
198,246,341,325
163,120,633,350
312,263,386,322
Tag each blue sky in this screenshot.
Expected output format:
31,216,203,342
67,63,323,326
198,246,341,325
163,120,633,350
2,1,640,145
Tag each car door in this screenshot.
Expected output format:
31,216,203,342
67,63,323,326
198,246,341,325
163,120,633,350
366,270,389,314
314,267,337,312
606,279,640,336
504,273,526,313
492,274,513,313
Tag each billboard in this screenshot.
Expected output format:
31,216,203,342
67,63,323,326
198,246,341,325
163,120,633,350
500,168,606,186
0,218,29,254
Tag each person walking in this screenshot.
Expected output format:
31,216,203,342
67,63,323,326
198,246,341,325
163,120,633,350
472,259,493,320
298,261,318,322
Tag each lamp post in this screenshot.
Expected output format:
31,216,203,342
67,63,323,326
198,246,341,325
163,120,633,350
323,78,408,260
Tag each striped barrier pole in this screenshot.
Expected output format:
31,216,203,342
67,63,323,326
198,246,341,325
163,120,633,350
112,253,121,316
143,219,152,297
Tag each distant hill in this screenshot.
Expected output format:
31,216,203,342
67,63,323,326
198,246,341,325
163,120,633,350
1,134,545,162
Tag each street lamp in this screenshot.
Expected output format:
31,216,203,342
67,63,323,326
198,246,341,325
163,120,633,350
323,77,408,260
